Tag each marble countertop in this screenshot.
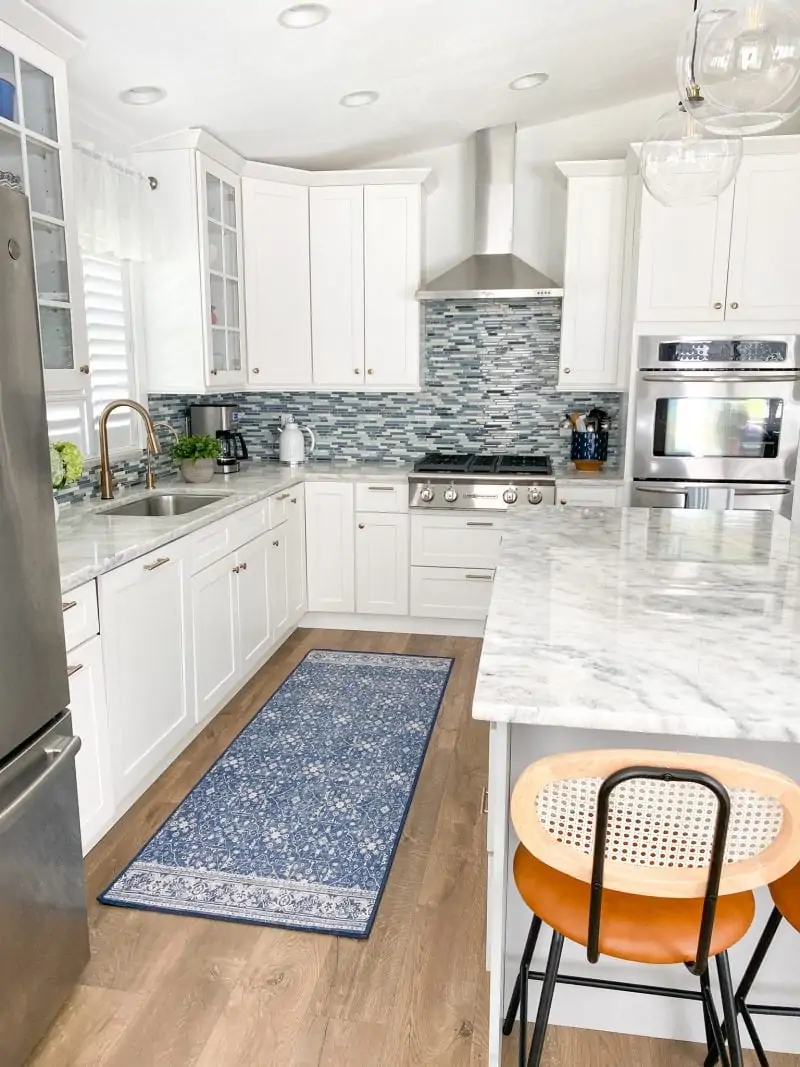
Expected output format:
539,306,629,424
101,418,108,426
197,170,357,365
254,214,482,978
472,506,800,742
57,461,410,593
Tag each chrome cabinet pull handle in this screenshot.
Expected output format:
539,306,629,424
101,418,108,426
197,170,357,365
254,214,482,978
466,521,494,527
465,573,493,581
367,486,393,492
276,492,291,500
481,786,489,815
143,557,170,572
62,600,78,613
67,664,84,677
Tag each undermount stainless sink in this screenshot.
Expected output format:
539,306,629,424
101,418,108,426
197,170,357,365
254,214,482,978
101,493,228,518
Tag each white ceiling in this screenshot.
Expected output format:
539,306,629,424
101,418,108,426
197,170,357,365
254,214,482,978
32,0,684,167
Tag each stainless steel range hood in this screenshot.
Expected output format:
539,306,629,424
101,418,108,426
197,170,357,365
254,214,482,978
416,124,563,301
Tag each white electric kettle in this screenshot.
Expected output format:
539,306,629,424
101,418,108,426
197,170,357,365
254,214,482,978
278,415,316,465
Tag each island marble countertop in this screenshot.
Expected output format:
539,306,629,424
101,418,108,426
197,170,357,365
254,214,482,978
57,461,410,593
472,506,800,742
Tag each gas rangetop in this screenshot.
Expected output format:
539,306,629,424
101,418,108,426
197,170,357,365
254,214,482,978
409,452,555,510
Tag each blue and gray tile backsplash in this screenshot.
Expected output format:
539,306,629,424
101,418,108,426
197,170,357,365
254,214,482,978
57,301,623,503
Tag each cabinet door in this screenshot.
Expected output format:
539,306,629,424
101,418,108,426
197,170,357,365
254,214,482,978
305,481,355,612
242,178,312,386
237,532,272,672
409,566,494,621
268,527,290,642
726,155,800,321
636,185,733,322
198,155,246,388
355,512,409,615
191,554,240,723
66,634,112,853
559,175,627,389
310,186,365,386
410,513,504,569
99,547,193,803
364,184,421,387
285,488,307,623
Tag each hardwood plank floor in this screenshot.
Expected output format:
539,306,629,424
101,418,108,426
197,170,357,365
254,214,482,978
27,628,800,1067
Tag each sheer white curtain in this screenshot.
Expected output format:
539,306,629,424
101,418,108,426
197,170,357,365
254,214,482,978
73,144,151,261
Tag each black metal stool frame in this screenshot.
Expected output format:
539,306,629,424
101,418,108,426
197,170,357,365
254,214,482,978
502,765,746,1067
705,906,800,1067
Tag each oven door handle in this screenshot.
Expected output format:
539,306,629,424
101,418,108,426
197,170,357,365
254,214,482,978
640,372,800,383
634,486,689,496
732,486,792,496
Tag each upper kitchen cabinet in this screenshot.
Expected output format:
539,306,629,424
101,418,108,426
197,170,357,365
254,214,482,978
635,148,800,325
557,162,629,390
242,178,312,387
134,140,247,392
0,23,86,393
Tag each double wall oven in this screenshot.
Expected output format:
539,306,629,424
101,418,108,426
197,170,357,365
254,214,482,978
633,336,800,519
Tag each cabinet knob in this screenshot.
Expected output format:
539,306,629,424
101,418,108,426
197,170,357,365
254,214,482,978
367,368,374,376
563,367,570,374
252,367,260,374
79,364,90,375
354,368,361,375
240,561,247,571
233,564,240,574
273,539,279,547
713,302,722,309
730,301,739,310
291,497,297,504
358,523,365,529
210,369,218,376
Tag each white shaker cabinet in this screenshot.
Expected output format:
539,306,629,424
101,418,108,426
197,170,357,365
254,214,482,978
305,482,355,612
236,531,273,670
191,553,240,723
310,186,365,386
268,528,291,642
725,154,800,321
67,634,113,853
99,544,194,805
285,487,307,624
242,179,312,386
635,185,734,323
557,163,628,389
355,512,409,615
364,184,421,386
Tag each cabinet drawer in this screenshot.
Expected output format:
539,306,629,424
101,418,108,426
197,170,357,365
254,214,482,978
556,485,620,507
355,481,408,513
267,489,294,529
410,513,503,569
229,499,269,545
410,566,494,620
62,581,99,652
188,521,232,575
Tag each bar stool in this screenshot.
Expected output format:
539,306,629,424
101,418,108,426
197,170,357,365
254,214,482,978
705,861,800,1067
502,750,800,1067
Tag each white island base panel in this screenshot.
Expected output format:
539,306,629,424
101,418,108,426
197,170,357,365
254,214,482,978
487,722,800,1067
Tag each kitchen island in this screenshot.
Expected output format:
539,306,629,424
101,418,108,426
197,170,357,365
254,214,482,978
473,507,800,1065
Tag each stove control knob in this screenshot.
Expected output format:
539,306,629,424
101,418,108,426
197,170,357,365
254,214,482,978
419,485,435,503
528,487,543,506
502,487,518,505
443,485,459,503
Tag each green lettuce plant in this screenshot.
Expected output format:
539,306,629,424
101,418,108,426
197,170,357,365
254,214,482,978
171,434,222,463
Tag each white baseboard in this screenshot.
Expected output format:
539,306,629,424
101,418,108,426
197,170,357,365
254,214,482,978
300,611,486,638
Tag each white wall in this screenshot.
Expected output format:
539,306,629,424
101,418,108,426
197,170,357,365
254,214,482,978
376,91,674,285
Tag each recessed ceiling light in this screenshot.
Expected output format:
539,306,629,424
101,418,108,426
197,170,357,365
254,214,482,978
119,86,166,105
339,90,380,108
509,73,549,91
278,3,330,28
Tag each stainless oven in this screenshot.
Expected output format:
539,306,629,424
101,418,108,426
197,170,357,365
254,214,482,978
634,336,800,490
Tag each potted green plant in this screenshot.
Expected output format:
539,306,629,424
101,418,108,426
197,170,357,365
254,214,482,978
50,441,84,521
171,434,221,484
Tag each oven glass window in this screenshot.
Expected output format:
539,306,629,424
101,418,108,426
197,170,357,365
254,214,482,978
653,398,783,458
657,341,788,363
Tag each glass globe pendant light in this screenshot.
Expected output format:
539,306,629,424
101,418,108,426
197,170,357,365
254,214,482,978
678,0,800,135
640,98,743,207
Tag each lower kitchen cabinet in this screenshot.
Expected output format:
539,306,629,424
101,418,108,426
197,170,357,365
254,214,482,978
355,512,409,615
67,633,113,853
268,527,291,642
556,484,623,507
410,566,495,620
191,553,240,722
99,544,194,805
306,482,355,612
237,532,272,672
286,487,307,623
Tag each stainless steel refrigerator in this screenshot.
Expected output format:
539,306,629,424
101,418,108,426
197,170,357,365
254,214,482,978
0,181,89,1064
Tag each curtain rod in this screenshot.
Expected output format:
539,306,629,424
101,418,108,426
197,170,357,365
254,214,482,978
74,143,158,190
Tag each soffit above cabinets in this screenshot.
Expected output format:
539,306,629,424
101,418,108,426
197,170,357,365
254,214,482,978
27,0,681,168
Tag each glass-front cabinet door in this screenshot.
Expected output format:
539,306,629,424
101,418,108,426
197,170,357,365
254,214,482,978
0,27,86,392
197,155,246,387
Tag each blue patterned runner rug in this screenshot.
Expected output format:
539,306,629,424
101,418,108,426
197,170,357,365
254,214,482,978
99,649,454,938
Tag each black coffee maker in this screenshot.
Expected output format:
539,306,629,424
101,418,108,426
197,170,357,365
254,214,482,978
188,403,249,474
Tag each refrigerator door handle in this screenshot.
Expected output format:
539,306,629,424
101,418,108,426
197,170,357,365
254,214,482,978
0,735,81,835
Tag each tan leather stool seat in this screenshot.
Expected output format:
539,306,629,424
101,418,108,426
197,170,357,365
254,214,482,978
514,845,756,966
770,861,800,931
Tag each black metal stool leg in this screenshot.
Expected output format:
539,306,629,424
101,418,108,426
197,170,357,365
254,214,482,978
526,930,564,1067
518,945,528,1067
717,951,744,1067
739,1003,772,1067
701,967,731,1067
504,915,542,1037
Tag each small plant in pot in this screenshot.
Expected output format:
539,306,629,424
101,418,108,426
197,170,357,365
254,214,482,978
171,434,221,484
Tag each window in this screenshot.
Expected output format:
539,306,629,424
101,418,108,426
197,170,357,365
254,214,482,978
46,254,144,458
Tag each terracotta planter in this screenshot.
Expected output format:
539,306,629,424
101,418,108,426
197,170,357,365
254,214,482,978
180,458,216,484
